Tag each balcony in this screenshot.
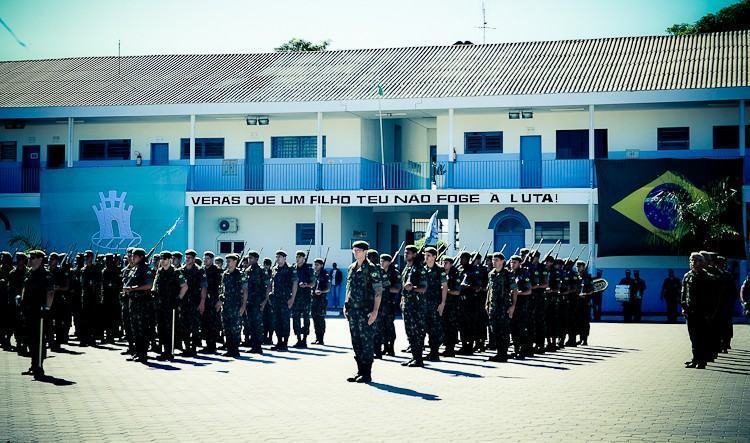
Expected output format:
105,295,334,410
0,164,40,193
187,159,595,191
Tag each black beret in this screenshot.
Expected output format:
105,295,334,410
492,252,505,260
544,255,554,262
352,241,369,250
404,245,418,253
184,249,197,257
442,256,454,263
0,251,10,258
313,258,324,265
226,253,240,262
160,251,172,260
15,251,27,259
84,250,94,256
275,250,287,257
215,256,224,262
424,246,438,256
520,248,530,254
380,254,393,262
263,258,272,265
203,251,215,258
172,251,183,258
295,250,306,257
510,255,522,262
247,250,259,259
29,250,46,259
49,252,59,259
132,248,146,257
126,247,134,253
459,251,471,259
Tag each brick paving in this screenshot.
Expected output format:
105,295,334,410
1,319,749,442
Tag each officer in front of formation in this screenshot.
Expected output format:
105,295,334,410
344,240,382,383
270,250,297,351
681,252,712,369
20,250,54,379
122,248,153,363
310,257,330,345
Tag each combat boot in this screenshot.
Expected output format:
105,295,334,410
293,335,303,348
441,346,455,357
408,357,424,367
347,359,362,382
386,342,394,356
299,335,308,349
357,362,372,383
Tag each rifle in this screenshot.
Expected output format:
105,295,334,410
436,242,453,261
572,246,586,265
470,241,486,263
524,237,544,264
499,243,507,256
564,246,579,267
305,238,314,265
315,247,331,293
392,241,405,261
544,239,561,260
513,247,519,256
145,216,183,260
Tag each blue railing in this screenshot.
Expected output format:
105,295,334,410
0,164,40,193
187,159,595,191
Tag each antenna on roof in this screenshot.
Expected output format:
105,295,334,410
475,0,495,44
117,40,121,75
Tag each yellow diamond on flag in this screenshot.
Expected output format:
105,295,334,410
611,171,707,242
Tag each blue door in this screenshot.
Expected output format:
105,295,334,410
494,217,526,256
21,145,40,193
520,135,542,188
150,143,169,166
245,141,264,191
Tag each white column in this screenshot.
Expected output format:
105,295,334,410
448,108,455,160
316,112,323,163
740,100,747,276
66,117,74,167
447,204,456,255
740,100,746,157
189,114,196,166
314,204,322,258
588,189,596,274
187,205,195,249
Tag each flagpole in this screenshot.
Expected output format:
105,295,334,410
377,82,386,190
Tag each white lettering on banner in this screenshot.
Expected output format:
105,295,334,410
187,189,591,207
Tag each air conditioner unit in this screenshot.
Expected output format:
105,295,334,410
625,149,640,159
218,218,238,233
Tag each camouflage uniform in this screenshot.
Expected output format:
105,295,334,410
202,263,223,351
262,266,274,344
0,258,12,348
311,267,330,343
152,265,185,357
531,262,548,351
101,262,122,343
487,266,513,359
422,263,446,357
458,261,483,353
442,265,461,355
271,263,297,345
510,266,532,356
178,264,206,354
21,263,53,375
401,262,426,363
371,262,389,357
578,269,593,343
9,263,28,353
124,262,153,360
80,261,101,345
119,264,133,352
291,262,314,340
374,265,399,355
545,264,561,349
565,266,581,346
49,264,71,347
681,267,713,364
245,263,268,352
345,259,382,378
220,268,248,355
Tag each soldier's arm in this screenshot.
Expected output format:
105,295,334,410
178,281,188,300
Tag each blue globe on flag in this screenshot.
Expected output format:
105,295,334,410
643,183,689,231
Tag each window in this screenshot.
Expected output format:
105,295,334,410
218,241,245,254
0,141,17,161
535,222,570,244
271,136,326,158
464,132,503,154
713,125,750,149
47,144,65,168
79,139,131,160
579,222,600,244
555,129,608,159
296,223,323,245
657,127,689,150
180,138,225,159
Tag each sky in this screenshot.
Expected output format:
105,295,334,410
0,0,739,61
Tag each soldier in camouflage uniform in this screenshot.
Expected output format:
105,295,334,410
400,245,427,367
344,240,382,383
79,250,101,346
474,253,489,352
101,254,122,344
310,257,330,345
0,251,12,349
177,249,206,357
47,252,70,350
244,251,269,354
577,261,593,346
564,259,580,347
457,251,483,355
441,256,461,357
200,251,223,354
682,253,713,369
119,249,134,356
367,249,387,359
486,252,515,362
152,251,187,361
291,251,314,348
20,250,54,379
123,248,153,363
556,259,571,348
378,253,400,356
544,255,561,352
9,252,29,355
219,254,247,358
715,256,737,353
530,251,548,354
270,250,297,351
418,247,447,362
261,258,274,345
510,255,532,359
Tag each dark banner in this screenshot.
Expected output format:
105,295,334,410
595,158,744,258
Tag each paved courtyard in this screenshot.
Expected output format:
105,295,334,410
2,319,749,442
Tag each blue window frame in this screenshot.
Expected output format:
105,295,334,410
180,138,225,159
464,131,503,154
0,141,17,161
296,223,322,245
555,129,608,159
657,127,689,150
535,222,570,244
79,139,131,160
579,222,599,244
713,125,750,149
271,136,326,158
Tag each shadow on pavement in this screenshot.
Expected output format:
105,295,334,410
286,349,328,357
423,366,482,378
305,346,348,354
33,374,76,386
143,361,181,371
506,360,569,370
170,358,210,367
260,352,300,361
51,347,85,355
190,354,232,363
368,382,441,401
235,355,274,364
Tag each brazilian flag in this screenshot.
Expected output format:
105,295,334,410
595,158,744,257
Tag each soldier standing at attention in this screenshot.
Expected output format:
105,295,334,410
20,250,54,379
417,247,447,362
9,252,28,355
244,251,269,354
270,250,297,351
101,254,122,344
510,255,532,359
47,252,69,351
400,245,426,367
310,257,330,345
219,254,247,358
379,253,401,356
123,248,153,363
530,251,548,354
119,249,134,356
619,270,636,323
367,249,387,359
292,251,314,349
79,250,101,347
577,261,593,346
543,255,560,352
661,269,682,324
457,251,481,355
715,256,737,353
344,241,382,383
486,252,515,362
177,249,206,357
200,251,222,354
261,257,274,345
441,256,462,357
632,270,646,323
682,253,712,369
152,251,187,361
0,252,13,350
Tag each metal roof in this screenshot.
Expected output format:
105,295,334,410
0,31,747,108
